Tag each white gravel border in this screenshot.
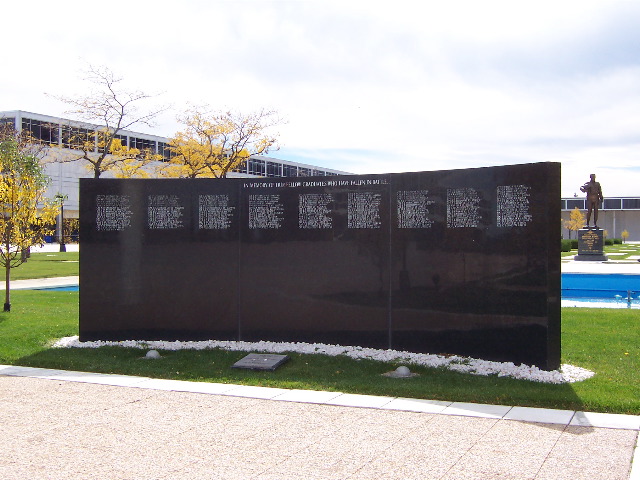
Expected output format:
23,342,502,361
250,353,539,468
53,336,595,384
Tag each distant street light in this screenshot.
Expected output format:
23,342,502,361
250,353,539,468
54,193,68,252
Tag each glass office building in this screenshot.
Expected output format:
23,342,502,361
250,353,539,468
0,110,350,218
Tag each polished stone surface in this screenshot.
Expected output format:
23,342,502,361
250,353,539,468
80,162,560,369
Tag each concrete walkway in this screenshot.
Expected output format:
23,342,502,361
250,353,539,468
1,276,79,290
30,243,80,253
1,365,639,480
562,258,640,274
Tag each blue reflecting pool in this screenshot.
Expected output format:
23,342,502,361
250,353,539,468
34,286,79,292
27,276,640,307
562,273,640,308
561,273,640,298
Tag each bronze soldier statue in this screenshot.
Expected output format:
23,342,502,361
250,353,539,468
580,174,603,229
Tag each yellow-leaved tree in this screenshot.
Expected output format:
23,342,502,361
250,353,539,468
159,107,282,178
109,138,153,179
564,207,586,239
0,126,59,311
621,229,630,243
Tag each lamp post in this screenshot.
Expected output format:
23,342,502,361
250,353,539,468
54,193,68,252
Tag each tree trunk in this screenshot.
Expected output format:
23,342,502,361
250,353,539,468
4,254,10,312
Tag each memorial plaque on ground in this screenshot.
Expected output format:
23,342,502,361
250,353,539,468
232,353,290,371
80,162,561,370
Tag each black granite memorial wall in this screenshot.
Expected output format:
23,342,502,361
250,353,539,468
80,162,561,369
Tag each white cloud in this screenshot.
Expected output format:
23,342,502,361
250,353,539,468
2,0,639,196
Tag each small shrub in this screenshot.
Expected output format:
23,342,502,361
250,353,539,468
571,239,579,249
605,238,613,246
613,238,622,245
561,239,573,252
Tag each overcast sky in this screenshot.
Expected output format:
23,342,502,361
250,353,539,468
2,0,639,196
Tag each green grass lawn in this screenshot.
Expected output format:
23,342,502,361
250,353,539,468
9,251,79,280
0,289,638,415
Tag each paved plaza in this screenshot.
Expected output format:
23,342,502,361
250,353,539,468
1,365,639,480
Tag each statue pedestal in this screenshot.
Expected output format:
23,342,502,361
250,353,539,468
574,228,608,261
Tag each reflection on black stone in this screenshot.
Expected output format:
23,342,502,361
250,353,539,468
79,163,561,370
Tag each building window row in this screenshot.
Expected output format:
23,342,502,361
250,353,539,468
266,161,282,177
562,198,640,210
157,142,175,161
9,116,174,161
21,118,59,144
19,118,94,149
247,157,266,176
234,157,341,178
129,136,154,153
3,115,342,177
110,134,129,149
62,125,94,149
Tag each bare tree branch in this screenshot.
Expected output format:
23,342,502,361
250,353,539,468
47,64,167,178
